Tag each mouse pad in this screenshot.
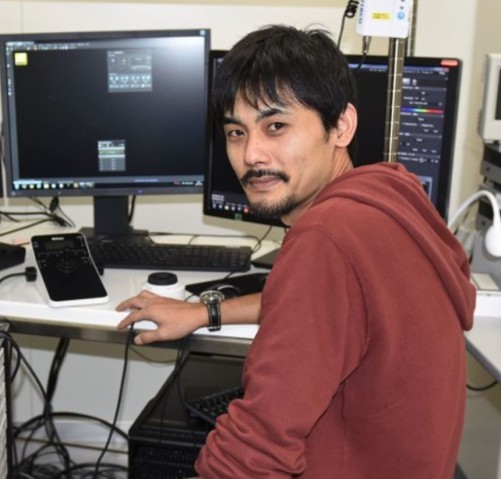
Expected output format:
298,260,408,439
185,273,269,298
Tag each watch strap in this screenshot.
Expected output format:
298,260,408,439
207,301,222,332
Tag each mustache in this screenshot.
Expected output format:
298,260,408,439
240,169,289,187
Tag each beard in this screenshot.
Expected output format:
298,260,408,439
248,196,299,220
239,168,297,220
240,169,299,220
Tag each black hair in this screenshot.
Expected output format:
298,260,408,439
212,24,358,158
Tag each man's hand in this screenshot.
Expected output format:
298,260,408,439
116,290,207,345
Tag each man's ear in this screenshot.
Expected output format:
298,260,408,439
332,103,357,147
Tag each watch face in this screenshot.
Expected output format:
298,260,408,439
201,290,225,303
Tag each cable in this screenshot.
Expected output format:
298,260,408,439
46,338,71,404
174,336,190,411
0,323,131,477
338,0,359,46
29,198,72,227
15,412,128,443
128,195,136,224
2,324,18,474
48,197,75,228
0,218,57,238
0,121,4,164
222,224,279,282
0,197,72,229
0,326,127,478
92,325,135,478
467,380,498,392
0,265,38,449
0,330,73,477
0,267,37,286
2,316,219,476
361,35,372,57
14,410,129,478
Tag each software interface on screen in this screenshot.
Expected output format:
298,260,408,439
204,53,461,224
0,29,210,237
349,55,461,217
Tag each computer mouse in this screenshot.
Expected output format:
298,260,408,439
206,283,242,299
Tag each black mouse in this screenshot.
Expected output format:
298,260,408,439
207,283,242,299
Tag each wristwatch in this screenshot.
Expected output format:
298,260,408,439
200,290,225,332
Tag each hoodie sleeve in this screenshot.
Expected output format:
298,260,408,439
195,228,368,478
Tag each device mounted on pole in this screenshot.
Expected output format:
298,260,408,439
356,0,412,38
356,0,414,163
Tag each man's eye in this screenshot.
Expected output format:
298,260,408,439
269,122,285,131
226,129,243,138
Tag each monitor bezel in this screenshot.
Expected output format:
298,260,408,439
203,50,284,228
0,28,211,200
346,54,462,220
204,51,462,224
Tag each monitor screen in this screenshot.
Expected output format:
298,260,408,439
0,28,210,239
204,51,461,226
347,54,461,219
203,50,284,229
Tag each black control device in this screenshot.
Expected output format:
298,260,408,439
31,233,109,307
0,242,26,271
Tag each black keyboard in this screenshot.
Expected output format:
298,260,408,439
88,240,252,272
185,386,245,426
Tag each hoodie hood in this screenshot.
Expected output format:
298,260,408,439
312,162,475,331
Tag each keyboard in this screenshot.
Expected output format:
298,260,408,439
88,240,252,272
185,386,245,425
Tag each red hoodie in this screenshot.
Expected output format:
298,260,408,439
196,163,476,479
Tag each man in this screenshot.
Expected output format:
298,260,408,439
117,25,475,478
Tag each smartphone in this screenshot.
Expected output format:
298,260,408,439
31,233,109,307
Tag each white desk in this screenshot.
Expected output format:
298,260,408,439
466,293,501,383
3,270,500,372
0,225,261,356
0,223,499,373
0,265,259,352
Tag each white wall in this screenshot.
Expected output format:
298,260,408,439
456,1,501,477
0,0,482,220
0,0,496,473
413,0,479,214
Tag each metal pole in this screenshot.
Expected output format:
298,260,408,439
383,37,406,163
406,0,418,57
383,0,416,163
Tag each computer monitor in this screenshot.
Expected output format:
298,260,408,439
204,51,461,230
347,54,461,220
0,28,210,240
203,51,284,229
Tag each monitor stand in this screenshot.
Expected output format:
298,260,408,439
80,195,149,244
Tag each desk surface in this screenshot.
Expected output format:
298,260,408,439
1,224,500,374
0,224,261,354
467,293,501,383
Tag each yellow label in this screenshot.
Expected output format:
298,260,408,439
14,52,28,66
372,12,391,20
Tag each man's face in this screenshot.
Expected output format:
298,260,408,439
222,92,341,225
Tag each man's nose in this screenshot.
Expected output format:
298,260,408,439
243,133,269,167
